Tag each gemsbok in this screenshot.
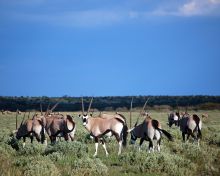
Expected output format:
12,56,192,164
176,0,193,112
128,99,173,152
44,114,76,143
179,113,202,146
80,97,128,156
15,112,46,147
168,112,180,127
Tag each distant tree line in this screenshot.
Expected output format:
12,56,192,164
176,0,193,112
0,95,220,112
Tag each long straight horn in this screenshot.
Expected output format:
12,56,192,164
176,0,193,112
28,111,31,119
15,109,19,129
81,97,85,115
40,103,43,115
135,97,150,126
50,101,60,112
20,112,26,127
45,103,51,116
87,97,93,114
130,97,133,128
142,97,150,114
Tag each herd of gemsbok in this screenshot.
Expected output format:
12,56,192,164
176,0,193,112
6,97,203,156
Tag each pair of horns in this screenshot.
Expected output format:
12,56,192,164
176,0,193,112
44,101,60,116
81,97,93,115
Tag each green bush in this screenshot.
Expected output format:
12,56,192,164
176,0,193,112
0,129,11,143
45,141,88,158
119,151,195,176
71,157,108,176
17,142,46,156
47,152,64,162
14,155,60,176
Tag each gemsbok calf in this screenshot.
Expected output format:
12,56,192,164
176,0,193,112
179,113,202,146
80,97,128,156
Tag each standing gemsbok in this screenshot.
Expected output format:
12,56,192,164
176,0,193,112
179,112,202,146
128,99,173,152
80,97,128,156
41,102,76,143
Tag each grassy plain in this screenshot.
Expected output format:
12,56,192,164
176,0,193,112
0,110,220,176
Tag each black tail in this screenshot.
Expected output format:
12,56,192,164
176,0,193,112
152,119,173,141
193,114,202,139
159,129,173,141
122,124,128,147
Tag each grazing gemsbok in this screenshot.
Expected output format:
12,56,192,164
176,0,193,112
80,97,128,156
16,112,46,147
179,113,202,146
128,100,173,152
44,114,76,143
168,112,180,127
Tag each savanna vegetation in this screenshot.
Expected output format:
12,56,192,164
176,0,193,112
0,110,220,176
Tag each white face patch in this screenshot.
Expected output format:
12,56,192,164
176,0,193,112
82,114,89,126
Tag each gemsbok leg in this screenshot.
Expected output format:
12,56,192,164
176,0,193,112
23,137,26,147
139,138,145,151
100,138,109,156
94,137,99,157
182,132,186,142
148,139,154,153
155,130,161,152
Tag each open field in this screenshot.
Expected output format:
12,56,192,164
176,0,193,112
0,110,220,176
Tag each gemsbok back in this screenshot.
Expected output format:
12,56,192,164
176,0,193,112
80,97,128,156
179,113,202,146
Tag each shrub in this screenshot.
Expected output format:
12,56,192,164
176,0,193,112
17,142,46,156
0,129,11,143
45,141,88,158
119,151,195,176
71,157,108,176
14,155,60,176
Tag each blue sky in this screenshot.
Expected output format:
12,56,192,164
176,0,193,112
0,0,220,96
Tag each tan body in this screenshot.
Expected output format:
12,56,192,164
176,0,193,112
85,116,124,137
16,117,45,146
45,115,75,143
82,114,127,156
